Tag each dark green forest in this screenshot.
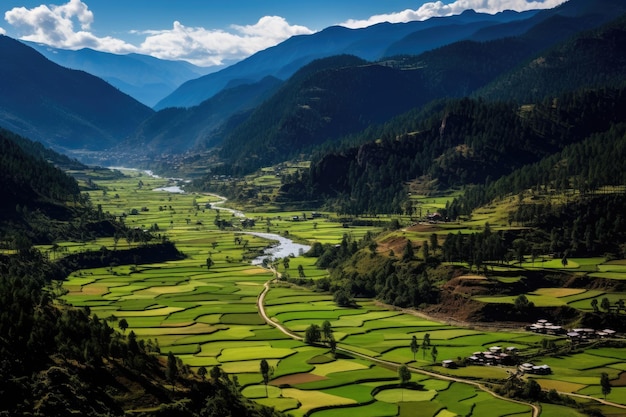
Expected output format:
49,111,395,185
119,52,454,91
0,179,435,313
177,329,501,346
275,85,626,215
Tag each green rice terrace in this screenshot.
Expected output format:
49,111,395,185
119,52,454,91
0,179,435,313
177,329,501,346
55,169,626,417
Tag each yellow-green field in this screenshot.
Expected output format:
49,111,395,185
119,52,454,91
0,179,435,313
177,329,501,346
57,170,626,416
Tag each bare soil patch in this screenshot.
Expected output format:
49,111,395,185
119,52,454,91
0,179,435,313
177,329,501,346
613,371,626,387
271,373,327,386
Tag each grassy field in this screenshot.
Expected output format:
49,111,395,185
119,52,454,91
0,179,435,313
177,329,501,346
57,169,626,416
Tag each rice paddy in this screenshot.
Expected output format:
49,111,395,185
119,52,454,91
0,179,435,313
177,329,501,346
57,169,626,416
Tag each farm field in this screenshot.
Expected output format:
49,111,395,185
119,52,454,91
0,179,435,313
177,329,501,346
59,170,626,416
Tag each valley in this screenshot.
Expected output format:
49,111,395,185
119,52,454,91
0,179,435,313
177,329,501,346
2,0,626,416
55,169,626,416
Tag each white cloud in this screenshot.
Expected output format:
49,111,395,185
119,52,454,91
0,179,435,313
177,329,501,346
0,27,5,35
3,0,313,66
340,0,568,28
139,16,313,66
5,0,136,53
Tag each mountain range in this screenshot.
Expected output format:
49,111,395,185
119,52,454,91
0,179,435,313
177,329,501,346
1,0,626,168
153,9,538,110
25,42,217,107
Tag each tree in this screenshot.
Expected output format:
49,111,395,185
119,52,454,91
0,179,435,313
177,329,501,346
398,365,411,402
260,359,271,397
206,257,214,269
430,233,439,254
210,365,222,382
601,372,612,399
601,297,611,312
333,288,353,307
402,240,414,261
118,318,128,334
304,324,321,344
368,241,378,256
514,294,534,312
523,379,542,400
422,241,430,260
166,351,178,390
591,298,599,313
297,264,305,278
410,335,419,360
329,336,337,356
422,334,431,359
322,320,333,343
512,238,527,265
198,366,207,380
431,345,438,364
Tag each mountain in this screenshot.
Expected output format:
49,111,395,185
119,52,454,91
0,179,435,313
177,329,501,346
208,31,552,171
271,12,626,215
25,42,216,107
154,9,536,110
0,128,83,244
0,35,154,153
469,0,626,42
122,76,283,153
215,55,439,172
476,13,626,102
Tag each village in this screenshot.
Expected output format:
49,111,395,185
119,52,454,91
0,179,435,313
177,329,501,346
441,319,622,376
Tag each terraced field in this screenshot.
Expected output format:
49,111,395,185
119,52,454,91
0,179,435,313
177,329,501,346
59,170,626,416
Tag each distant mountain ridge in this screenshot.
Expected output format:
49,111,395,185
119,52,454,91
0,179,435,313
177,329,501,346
122,75,283,153
0,35,154,153
154,9,537,110
25,42,216,107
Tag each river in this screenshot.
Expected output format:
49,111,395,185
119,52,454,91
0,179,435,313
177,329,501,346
148,176,310,265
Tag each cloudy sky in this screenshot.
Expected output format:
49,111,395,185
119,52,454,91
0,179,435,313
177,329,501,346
1,0,567,67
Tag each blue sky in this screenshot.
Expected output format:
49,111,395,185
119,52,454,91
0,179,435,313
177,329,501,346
0,0,566,66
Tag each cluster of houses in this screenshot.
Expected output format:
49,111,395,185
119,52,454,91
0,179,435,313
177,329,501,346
466,346,518,366
442,346,518,369
526,319,617,340
442,345,553,374
440,319,620,372
519,362,552,375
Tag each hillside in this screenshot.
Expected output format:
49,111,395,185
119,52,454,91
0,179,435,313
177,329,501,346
0,129,81,243
0,35,153,153
122,76,283,153
233,10,619,213
476,13,626,102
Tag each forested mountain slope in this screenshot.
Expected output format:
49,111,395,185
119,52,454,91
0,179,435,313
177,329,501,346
476,13,626,102
122,76,283,153
277,86,626,215
0,130,80,215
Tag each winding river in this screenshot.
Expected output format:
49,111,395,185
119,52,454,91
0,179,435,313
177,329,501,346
150,179,310,266
109,167,310,264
